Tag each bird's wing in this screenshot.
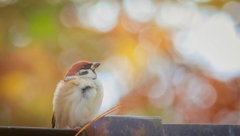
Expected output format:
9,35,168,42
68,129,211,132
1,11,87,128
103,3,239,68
51,112,56,128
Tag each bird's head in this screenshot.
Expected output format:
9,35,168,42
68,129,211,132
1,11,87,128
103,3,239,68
64,61,101,81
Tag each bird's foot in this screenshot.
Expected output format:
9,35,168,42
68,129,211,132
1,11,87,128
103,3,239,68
74,126,82,131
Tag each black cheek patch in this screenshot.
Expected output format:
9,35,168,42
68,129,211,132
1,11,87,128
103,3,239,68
79,71,88,75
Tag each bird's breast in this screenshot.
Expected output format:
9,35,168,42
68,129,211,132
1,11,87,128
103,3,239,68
69,79,103,127
53,78,103,128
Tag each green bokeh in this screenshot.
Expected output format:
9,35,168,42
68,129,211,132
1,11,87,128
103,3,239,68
25,6,58,40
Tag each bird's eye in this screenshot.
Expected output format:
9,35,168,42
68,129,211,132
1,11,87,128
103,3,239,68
79,71,88,75
82,64,90,69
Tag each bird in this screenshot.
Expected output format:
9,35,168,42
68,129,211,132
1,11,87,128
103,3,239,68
52,61,103,129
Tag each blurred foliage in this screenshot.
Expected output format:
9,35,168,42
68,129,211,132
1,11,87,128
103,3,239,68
0,0,240,127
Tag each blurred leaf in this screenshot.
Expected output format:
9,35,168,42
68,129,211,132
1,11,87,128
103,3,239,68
25,5,58,40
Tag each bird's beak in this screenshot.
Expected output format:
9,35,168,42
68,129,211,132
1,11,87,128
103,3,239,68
91,62,101,70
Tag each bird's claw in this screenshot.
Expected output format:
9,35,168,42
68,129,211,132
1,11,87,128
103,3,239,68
74,126,82,131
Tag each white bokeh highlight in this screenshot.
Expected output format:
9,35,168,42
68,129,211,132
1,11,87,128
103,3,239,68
88,2,120,32
173,13,240,81
123,0,156,22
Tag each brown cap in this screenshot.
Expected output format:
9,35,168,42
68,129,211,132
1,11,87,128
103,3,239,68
65,61,92,78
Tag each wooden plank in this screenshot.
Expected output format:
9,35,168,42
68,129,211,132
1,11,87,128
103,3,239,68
163,124,240,136
2,115,239,136
0,115,164,136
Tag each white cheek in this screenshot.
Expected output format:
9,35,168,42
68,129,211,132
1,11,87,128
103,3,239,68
88,70,96,78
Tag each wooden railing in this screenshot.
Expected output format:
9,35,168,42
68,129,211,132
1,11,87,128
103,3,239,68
0,115,239,136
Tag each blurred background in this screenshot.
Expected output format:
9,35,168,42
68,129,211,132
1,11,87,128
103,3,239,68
0,0,240,127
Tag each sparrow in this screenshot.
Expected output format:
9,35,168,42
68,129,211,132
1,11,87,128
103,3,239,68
52,61,103,129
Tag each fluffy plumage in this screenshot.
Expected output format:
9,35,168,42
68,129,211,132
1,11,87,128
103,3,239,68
52,61,103,128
